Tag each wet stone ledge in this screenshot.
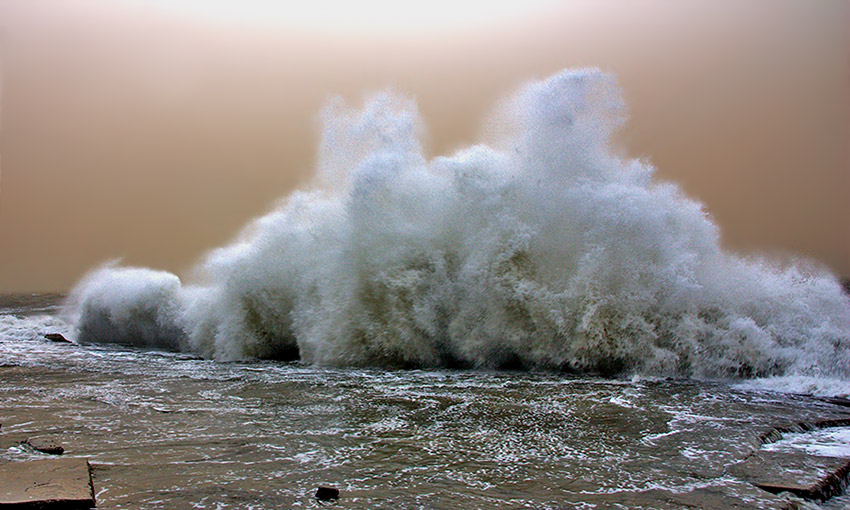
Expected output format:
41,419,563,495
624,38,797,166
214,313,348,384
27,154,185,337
0,458,95,509
727,450,850,502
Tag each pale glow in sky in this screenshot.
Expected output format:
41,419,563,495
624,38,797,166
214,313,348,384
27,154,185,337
1,0,846,292
139,0,563,32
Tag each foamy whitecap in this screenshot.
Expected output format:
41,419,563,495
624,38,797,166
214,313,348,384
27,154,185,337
66,69,850,381
67,262,187,351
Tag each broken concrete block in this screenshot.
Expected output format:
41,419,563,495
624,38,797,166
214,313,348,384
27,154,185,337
315,486,339,501
43,334,72,344
22,438,64,455
0,457,95,509
727,450,850,501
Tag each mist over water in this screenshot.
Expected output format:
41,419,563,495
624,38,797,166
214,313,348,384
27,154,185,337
67,69,850,380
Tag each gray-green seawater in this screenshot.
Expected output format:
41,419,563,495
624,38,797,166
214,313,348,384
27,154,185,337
2,295,850,509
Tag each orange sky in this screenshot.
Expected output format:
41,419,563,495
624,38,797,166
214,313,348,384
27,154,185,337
0,0,847,292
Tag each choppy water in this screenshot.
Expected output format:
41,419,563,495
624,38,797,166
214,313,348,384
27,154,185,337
3,295,850,509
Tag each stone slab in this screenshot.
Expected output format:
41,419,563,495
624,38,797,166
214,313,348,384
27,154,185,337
727,451,850,501
0,458,95,509
22,438,64,455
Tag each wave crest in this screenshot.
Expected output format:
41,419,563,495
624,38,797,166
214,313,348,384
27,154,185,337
67,69,850,379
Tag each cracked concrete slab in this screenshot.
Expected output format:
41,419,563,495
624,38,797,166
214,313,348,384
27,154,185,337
0,458,95,509
727,451,850,502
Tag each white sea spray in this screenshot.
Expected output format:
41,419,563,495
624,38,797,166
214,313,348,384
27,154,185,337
66,68,850,380
67,263,187,351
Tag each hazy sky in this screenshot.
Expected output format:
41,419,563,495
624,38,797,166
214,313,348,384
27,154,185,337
1,0,847,292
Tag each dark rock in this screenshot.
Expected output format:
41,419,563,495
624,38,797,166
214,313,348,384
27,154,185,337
315,487,339,501
0,457,95,509
840,277,850,296
819,398,850,409
727,450,850,502
22,438,65,455
43,334,72,344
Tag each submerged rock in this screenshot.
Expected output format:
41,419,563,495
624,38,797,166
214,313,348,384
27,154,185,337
22,438,65,455
315,487,339,501
43,333,72,344
0,457,95,509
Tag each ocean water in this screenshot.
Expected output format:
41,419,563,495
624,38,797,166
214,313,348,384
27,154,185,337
2,295,850,509
4,68,850,508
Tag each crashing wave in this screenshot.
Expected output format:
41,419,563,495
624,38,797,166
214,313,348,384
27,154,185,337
65,68,850,379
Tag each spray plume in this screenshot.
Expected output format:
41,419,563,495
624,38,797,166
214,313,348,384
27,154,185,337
66,69,850,379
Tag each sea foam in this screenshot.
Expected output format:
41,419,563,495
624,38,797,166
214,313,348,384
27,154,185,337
66,69,850,379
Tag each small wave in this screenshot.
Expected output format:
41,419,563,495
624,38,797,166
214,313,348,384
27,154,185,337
0,313,73,344
736,376,850,399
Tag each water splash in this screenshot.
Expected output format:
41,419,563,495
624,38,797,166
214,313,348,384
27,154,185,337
66,68,850,379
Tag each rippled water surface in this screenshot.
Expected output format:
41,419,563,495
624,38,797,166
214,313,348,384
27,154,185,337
2,296,850,509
